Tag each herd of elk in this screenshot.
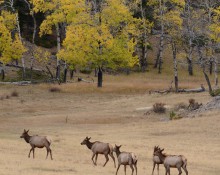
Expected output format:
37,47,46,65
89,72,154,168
20,130,188,175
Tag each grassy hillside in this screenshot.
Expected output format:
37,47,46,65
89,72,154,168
0,76,219,175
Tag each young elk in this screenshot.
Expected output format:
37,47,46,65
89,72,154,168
113,145,138,175
81,136,116,167
154,148,188,175
152,146,163,175
20,129,53,160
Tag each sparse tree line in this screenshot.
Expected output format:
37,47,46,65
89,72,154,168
0,0,219,93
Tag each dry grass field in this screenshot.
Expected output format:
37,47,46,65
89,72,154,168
0,74,220,175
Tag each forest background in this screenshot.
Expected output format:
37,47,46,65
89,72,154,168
0,0,220,94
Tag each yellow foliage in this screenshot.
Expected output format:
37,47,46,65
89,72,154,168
0,16,26,64
1,11,17,31
58,0,138,69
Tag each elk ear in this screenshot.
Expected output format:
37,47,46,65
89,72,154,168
26,130,29,133
160,148,164,152
24,129,26,132
119,145,122,148
88,137,91,140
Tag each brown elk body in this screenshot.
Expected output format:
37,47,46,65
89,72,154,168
154,148,188,175
152,146,163,175
81,137,116,167
20,129,53,160
113,145,138,175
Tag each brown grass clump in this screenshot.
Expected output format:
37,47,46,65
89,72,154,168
49,87,61,92
153,102,166,113
189,98,195,105
5,95,10,99
174,102,188,110
11,91,19,97
188,98,202,110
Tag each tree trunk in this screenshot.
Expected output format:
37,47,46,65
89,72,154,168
94,68,98,77
214,57,218,87
70,69,74,79
172,41,178,92
46,66,54,79
158,0,164,74
15,13,26,79
203,70,212,94
184,0,194,76
154,48,160,68
63,67,67,83
209,57,213,75
140,1,148,72
56,24,61,80
97,67,103,88
187,56,193,76
56,64,61,80
23,0,37,44
1,69,5,81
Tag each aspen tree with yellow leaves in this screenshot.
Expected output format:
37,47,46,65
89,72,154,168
0,10,26,80
58,0,139,87
0,0,27,79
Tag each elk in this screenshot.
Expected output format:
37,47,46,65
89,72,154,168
152,146,163,175
20,129,53,160
80,136,116,167
154,148,188,175
113,145,138,175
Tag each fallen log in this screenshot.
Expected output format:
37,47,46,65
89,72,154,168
178,85,205,93
0,81,32,86
149,85,205,94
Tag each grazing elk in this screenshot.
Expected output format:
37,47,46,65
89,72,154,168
152,146,163,175
80,136,116,167
113,145,138,175
154,148,188,175
20,129,53,160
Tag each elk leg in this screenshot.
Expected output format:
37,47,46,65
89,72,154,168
109,152,116,168
182,166,188,175
178,167,182,175
157,164,159,175
50,148,53,160
95,154,98,165
46,148,49,159
91,153,96,165
167,167,170,175
124,165,126,175
28,148,33,158
103,154,109,167
32,148,35,159
116,164,121,175
134,162,137,175
129,164,134,175
152,163,156,175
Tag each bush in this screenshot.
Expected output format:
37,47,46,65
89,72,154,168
210,89,220,97
188,98,202,110
153,103,166,113
11,91,19,97
169,111,182,120
169,111,176,120
174,102,188,110
49,87,61,92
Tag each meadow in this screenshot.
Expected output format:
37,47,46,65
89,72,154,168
0,73,219,175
